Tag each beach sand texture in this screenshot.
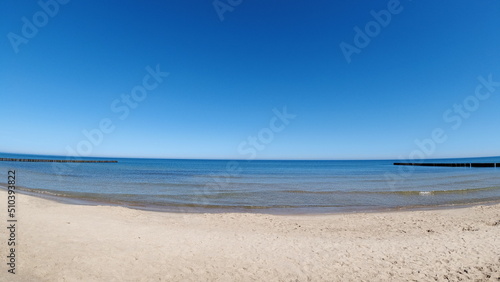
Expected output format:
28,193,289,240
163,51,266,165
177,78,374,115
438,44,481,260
1,190,499,281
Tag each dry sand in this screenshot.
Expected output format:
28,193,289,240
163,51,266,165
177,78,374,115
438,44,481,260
0,190,499,281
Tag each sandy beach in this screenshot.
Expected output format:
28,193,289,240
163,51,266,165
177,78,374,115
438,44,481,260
1,190,499,281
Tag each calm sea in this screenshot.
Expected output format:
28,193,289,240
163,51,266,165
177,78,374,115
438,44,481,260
1,153,499,213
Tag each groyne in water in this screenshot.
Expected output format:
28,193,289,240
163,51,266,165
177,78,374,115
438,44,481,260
0,158,117,163
394,163,498,168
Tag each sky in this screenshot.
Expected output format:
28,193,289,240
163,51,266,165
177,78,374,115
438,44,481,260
1,0,500,160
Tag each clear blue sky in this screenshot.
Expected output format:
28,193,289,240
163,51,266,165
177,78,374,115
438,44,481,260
1,0,500,160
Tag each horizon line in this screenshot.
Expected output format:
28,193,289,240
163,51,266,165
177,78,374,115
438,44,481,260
1,151,499,162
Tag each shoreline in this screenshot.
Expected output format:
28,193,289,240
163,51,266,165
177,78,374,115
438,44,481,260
2,184,500,215
1,189,499,281
19,191,500,215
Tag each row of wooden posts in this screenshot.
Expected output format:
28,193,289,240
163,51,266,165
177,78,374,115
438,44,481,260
0,158,118,163
394,163,498,168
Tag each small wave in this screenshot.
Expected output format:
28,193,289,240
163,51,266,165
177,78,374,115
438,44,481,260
281,186,500,196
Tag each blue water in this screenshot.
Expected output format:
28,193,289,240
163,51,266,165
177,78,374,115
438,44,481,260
0,152,499,213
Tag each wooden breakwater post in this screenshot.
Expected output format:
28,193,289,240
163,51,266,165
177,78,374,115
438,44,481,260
394,163,499,168
0,158,118,163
